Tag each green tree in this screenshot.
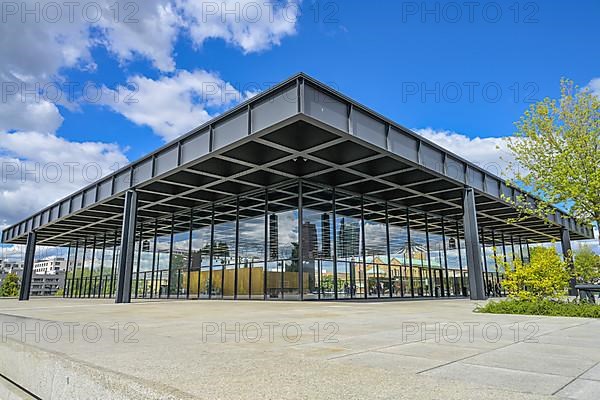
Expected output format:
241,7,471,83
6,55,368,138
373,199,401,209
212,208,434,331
0,273,21,297
574,245,600,283
504,79,600,244
497,246,570,301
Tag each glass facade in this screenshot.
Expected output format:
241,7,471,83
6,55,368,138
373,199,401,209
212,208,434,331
61,180,525,301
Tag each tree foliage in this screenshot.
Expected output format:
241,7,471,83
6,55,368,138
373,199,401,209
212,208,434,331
498,246,570,301
574,245,600,283
504,79,600,244
0,273,21,297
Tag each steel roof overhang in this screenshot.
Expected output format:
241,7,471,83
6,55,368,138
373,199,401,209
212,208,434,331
2,73,594,247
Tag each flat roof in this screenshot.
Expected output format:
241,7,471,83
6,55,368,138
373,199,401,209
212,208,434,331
2,73,594,246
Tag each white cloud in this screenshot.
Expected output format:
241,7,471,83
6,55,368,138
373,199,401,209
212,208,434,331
178,0,300,53
587,77,600,97
0,131,129,230
414,127,516,178
0,96,63,134
98,0,183,72
101,69,247,141
0,0,300,140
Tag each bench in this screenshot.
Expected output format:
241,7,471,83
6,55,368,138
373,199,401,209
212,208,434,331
575,284,600,303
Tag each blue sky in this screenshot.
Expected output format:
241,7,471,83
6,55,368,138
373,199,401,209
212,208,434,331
50,0,600,159
0,0,599,256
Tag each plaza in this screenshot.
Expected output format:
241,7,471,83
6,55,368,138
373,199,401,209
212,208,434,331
0,297,599,399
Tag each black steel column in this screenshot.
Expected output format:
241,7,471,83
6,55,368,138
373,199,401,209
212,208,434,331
88,236,96,298
79,238,87,298
441,217,450,297
492,230,500,295
456,221,465,296
70,241,79,298
98,233,106,297
298,181,304,299
134,222,143,298
561,228,577,295
385,202,393,298
360,195,367,299
187,209,193,299
18,231,37,301
510,235,516,263
406,208,414,297
332,188,338,299
110,232,117,297
63,243,71,298
209,204,215,299
519,237,525,264
263,190,268,300
462,187,486,300
150,219,158,299
480,228,490,296
425,215,433,297
234,198,240,300
167,214,175,299
116,190,138,304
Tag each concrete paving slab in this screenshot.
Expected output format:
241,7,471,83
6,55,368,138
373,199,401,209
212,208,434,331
376,341,482,361
555,378,600,399
421,362,573,395
580,363,600,381
462,343,599,377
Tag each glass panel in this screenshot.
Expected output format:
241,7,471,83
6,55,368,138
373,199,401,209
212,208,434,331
335,191,362,298
266,183,299,300
363,199,388,298
301,185,334,300
238,193,266,299
388,207,410,297
169,213,191,298
213,200,237,299
408,210,428,297
190,209,212,299
446,221,466,297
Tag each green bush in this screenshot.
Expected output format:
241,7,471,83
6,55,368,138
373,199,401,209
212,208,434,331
476,299,600,318
497,246,570,300
0,273,20,297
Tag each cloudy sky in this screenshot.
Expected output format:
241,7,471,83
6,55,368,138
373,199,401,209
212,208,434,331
1,0,599,258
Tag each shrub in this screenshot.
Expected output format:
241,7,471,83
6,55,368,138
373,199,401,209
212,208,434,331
0,273,20,297
497,246,570,301
476,299,600,318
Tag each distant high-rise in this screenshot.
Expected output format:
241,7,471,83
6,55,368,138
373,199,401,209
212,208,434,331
269,214,279,260
321,213,331,258
337,218,360,258
302,222,318,259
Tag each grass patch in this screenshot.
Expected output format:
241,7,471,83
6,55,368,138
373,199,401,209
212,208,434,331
475,299,600,318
